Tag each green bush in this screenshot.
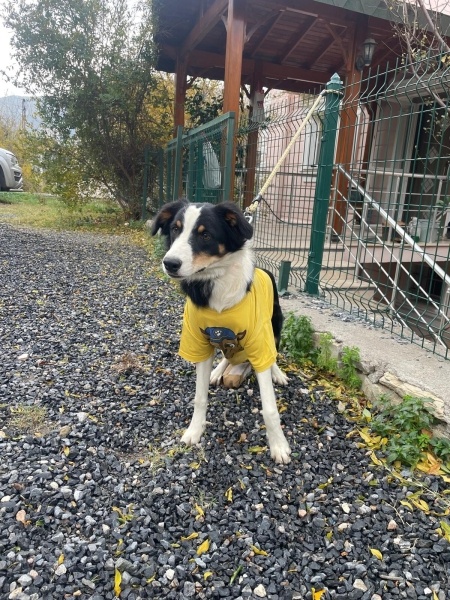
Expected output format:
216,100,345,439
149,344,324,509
280,313,319,364
370,395,450,467
337,346,361,390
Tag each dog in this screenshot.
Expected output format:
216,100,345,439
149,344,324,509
151,199,291,464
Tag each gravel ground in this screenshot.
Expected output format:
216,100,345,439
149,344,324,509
0,222,449,600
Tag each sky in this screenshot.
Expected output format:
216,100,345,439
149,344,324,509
0,19,28,97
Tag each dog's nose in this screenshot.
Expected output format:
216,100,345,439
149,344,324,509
163,257,182,274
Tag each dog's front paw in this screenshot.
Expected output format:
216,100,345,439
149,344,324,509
210,358,228,386
270,438,292,464
210,368,223,386
181,426,204,446
271,363,289,386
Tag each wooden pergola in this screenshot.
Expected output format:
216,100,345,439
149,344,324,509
153,0,403,219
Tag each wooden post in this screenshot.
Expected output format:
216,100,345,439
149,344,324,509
331,20,366,239
173,54,187,197
223,0,246,115
174,54,187,132
223,0,247,200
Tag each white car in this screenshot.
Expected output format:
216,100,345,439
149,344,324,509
0,148,23,191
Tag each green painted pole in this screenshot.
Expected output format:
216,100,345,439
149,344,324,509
278,260,291,294
141,145,149,221
305,73,343,295
158,148,164,207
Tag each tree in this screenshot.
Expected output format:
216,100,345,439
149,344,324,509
387,0,450,109
4,0,173,217
185,80,223,129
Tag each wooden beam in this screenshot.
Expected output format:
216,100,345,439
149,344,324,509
159,45,331,85
250,10,285,57
278,16,318,64
246,8,283,44
321,20,348,66
306,23,347,70
180,0,228,55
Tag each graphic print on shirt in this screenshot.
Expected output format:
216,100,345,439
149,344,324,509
200,326,247,359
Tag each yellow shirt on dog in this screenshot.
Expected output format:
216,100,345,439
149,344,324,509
178,268,277,373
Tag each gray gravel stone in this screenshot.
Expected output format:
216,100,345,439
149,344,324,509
0,223,448,600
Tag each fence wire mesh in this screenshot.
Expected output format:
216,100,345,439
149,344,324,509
160,55,450,359
165,113,235,205
236,91,327,286
236,58,450,359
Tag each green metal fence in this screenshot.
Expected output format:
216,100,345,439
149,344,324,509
237,58,450,359
158,56,450,359
166,112,235,204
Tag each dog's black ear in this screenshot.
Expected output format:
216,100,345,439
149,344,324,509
215,202,253,241
151,200,188,237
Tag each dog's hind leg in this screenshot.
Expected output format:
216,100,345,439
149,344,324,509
271,363,289,386
256,368,291,464
181,356,214,446
210,357,229,386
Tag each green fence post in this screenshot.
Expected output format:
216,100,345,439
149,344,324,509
158,148,164,207
141,145,150,221
278,260,291,295
305,73,343,295
166,148,172,201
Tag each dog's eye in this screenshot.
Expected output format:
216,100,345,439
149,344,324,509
201,231,211,241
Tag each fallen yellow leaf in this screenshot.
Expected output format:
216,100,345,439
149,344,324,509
439,520,450,542
194,504,204,520
181,532,199,541
411,498,430,513
114,568,122,597
58,554,64,565
197,539,210,556
312,590,326,600
251,545,269,556
204,571,213,580
370,452,383,466
400,500,414,511
248,446,267,454
370,548,383,560
225,487,233,502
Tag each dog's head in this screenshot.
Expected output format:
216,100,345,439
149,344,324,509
151,200,253,279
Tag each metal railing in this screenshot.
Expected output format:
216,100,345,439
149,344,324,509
329,165,450,350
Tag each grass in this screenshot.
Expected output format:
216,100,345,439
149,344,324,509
0,191,141,234
9,404,49,435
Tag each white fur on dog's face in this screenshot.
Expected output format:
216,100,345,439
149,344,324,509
162,205,230,279
162,205,202,278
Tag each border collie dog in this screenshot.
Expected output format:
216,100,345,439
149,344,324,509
151,199,291,464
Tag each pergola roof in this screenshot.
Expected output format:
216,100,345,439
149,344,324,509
153,0,407,93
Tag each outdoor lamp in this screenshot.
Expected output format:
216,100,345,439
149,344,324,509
355,38,377,71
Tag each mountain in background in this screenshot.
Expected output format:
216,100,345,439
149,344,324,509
0,95,41,129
